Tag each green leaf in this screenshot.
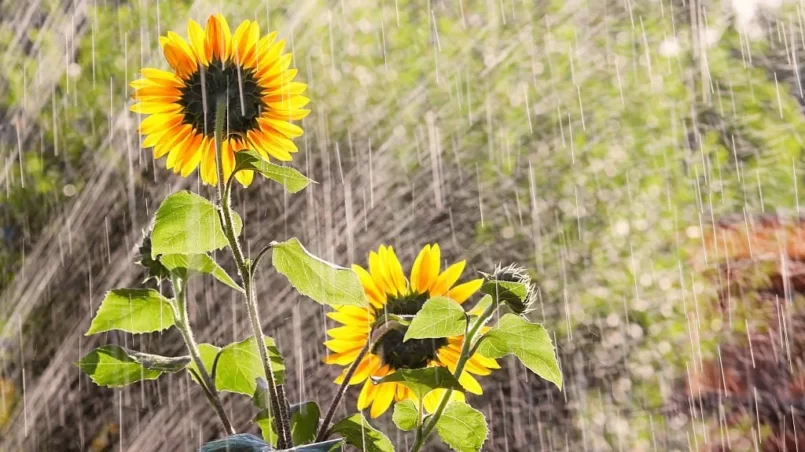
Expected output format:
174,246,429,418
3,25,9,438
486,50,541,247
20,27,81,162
161,253,243,292
78,345,163,387
403,297,466,341
477,314,562,389
186,343,221,385
392,400,418,431
481,281,527,310
86,289,174,335
469,295,493,316
329,414,393,452
215,336,286,395
253,378,271,410
233,150,313,193
254,409,278,447
271,238,368,307
291,438,344,451
290,401,320,446
150,191,242,258
200,433,272,452
375,367,463,400
433,401,488,452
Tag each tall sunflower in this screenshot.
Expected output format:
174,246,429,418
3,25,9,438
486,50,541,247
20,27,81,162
131,14,309,187
324,244,500,418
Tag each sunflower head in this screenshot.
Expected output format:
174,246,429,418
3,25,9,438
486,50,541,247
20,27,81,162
323,244,500,418
485,263,537,314
132,14,309,187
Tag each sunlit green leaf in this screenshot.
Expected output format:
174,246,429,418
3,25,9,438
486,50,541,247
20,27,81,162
186,343,221,386
481,280,529,313
215,336,286,395
329,414,393,452
151,191,242,258
78,345,164,387
375,367,463,400
291,401,320,446
233,150,313,193
254,409,278,447
161,253,243,292
433,401,487,452
392,400,418,431
200,433,272,452
86,289,174,335
477,314,562,389
403,297,466,341
271,238,368,307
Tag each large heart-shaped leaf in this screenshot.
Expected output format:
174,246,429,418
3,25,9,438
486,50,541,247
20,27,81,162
433,401,488,452
404,297,466,341
86,289,174,335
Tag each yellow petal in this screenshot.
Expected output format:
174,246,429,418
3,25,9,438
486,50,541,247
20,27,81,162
357,379,377,410
187,19,210,66
256,117,304,139
385,246,408,295
138,113,182,135
423,388,464,414
179,134,204,177
322,348,362,366
368,250,395,296
206,14,232,62
430,261,466,297
370,383,396,418
130,101,182,114
352,265,387,308
324,338,367,353
140,68,184,85
445,279,483,304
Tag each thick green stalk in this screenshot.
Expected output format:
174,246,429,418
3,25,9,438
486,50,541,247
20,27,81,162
211,98,292,448
172,276,235,435
409,303,497,452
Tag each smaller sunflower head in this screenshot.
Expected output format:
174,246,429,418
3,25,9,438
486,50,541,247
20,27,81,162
484,263,537,314
323,244,500,418
136,231,170,282
132,14,309,187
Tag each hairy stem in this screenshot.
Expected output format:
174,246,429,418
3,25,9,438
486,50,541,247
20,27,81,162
172,276,235,435
409,302,497,452
316,321,400,442
212,98,292,448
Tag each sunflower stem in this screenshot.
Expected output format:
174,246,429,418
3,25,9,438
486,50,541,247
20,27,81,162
212,97,293,448
409,301,497,452
315,321,401,442
171,275,235,435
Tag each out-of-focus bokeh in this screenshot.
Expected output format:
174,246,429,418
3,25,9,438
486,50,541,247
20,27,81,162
2,0,805,450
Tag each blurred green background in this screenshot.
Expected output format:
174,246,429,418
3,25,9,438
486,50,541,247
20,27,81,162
2,0,805,450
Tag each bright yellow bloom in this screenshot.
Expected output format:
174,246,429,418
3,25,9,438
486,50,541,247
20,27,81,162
324,244,500,418
131,14,309,187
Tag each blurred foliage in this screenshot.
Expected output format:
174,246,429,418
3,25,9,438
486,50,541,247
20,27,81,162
1,0,805,449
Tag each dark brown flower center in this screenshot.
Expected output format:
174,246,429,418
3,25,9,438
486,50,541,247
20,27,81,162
372,291,448,370
177,59,265,137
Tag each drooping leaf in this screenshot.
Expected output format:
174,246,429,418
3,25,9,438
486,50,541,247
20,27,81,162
150,191,242,258
186,343,221,386
290,401,320,446
329,414,393,452
290,438,344,451
375,367,463,400
271,238,368,307
86,289,174,335
78,345,164,387
403,297,466,341
161,253,243,292
392,400,418,431
476,314,562,389
215,336,286,395
125,349,190,372
233,150,313,193
433,401,488,452
199,433,272,452
254,409,278,447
